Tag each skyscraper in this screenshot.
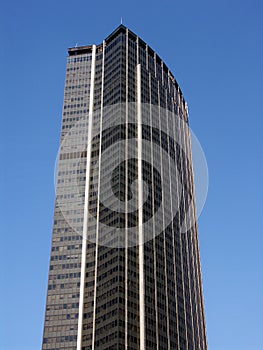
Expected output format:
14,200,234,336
42,25,207,350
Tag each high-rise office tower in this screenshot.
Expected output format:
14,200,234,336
42,25,207,350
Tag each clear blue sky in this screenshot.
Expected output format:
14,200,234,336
1,1,262,349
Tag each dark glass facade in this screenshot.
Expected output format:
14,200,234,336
42,25,207,350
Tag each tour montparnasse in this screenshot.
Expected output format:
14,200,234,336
42,25,208,350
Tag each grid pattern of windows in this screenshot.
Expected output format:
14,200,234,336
42,51,93,349
42,25,207,350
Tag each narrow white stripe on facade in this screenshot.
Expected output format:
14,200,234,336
77,44,96,350
125,27,129,350
137,63,145,350
149,72,159,350
91,41,105,350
